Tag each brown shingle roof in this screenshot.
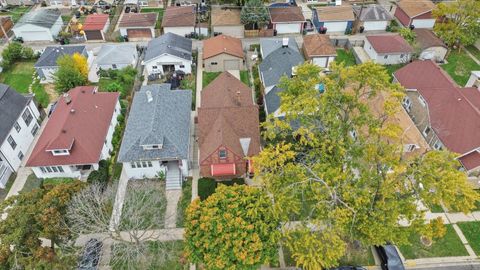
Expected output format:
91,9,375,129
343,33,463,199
201,72,253,108
269,6,305,22
211,8,242,26
315,5,355,21
303,34,336,58
162,6,195,27
119,12,157,28
203,34,244,59
414,29,446,50
366,34,414,54
397,0,435,18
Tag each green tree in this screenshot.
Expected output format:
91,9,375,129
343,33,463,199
54,54,88,93
1,42,23,68
399,27,416,45
184,185,280,269
254,62,480,269
433,0,480,48
241,0,270,30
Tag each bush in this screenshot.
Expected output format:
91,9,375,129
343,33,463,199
198,177,217,200
87,159,110,186
220,178,245,186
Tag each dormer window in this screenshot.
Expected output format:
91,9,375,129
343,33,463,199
219,149,227,159
52,149,70,156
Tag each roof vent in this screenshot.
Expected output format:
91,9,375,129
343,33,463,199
61,129,67,133
282,37,289,48
146,90,153,103
70,109,75,113
63,93,72,104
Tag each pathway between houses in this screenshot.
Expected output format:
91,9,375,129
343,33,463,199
165,190,181,228
109,168,129,230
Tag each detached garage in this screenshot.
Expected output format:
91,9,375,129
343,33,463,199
353,5,392,32
82,14,110,41
394,0,436,29
12,9,62,42
313,5,354,34
203,34,245,72
211,7,244,38
119,12,157,41
269,6,305,35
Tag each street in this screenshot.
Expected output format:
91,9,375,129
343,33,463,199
410,264,480,270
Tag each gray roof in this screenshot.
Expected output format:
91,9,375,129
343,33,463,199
353,5,393,21
265,86,282,115
95,44,137,66
259,47,304,87
118,84,192,162
144,32,192,62
14,9,61,29
260,37,299,58
0,84,31,145
35,45,86,67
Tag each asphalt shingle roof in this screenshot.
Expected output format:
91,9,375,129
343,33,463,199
260,37,299,58
353,5,393,21
0,84,31,145
14,9,61,29
35,45,86,67
259,46,304,87
95,44,137,66
144,33,192,62
265,86,282,115
118,84,192,162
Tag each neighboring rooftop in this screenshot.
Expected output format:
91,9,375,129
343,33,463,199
315,5,355,21
260,37,299,58
211,7,241,26
203,34,244,59
118,84,192,162
269,6,305,22
95,44,137,66
265,85,283,115
201,72,253,108
119,12,157,28
162,6,195,27
27,87,119,167
259,46,304,87
303,34,336,58
35,45,86,67
82,14,109,31
397,0,435,18
353,4,393,21
14,9,61,29
413,29,447,50
144,32,192,62
0,84,32,145
366,34,414,54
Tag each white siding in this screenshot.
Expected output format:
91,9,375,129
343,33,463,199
362,21,388,31
144,54,192,75
411,19,435,29
123,160,166,179
212,25,244,38
32,165,81,179
13,16,62,41
100,100,121,160
275,23,302,34
163,26,195,37
324,21,347,33
312,56,335,68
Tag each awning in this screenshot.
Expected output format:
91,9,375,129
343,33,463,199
211,163,236,176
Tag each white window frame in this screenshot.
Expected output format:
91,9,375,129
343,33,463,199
418,95,427,107
433,140,443,150
423,126,431,137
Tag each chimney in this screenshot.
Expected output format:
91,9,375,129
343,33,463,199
282,37,289,48
146,90,153,103
93,87,98,94
63,93,72,104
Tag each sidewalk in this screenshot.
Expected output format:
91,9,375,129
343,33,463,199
109,168,129,230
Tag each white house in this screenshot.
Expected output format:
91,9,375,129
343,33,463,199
143,33,192,76
466,71,480,89
90,44,138,82
364,35,414,65
269,6,305,34
313,5,354,34
27,86,120,179
118,84,191,190
302,34,336,68
12,9,63,42
0,84,41,188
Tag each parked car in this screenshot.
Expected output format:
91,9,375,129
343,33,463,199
374,245,405,270
78,238,102,270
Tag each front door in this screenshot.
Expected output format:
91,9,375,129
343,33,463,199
163,65,175,73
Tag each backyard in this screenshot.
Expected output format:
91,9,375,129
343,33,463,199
4,6,31,22
441,49,480,86
202,71,220,87
465,45,480,61
335,49,356,67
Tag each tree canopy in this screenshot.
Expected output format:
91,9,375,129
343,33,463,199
254,62,480,269
184,184,280,270
54,53,89,93
241,0,270,30
433,0,480,48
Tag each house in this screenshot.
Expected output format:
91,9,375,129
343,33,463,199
27,87,120,179
394,0,436,29
0,84,41,188
90,44,138,82
353,4,392,32
260,37,300,58
143,32,192,76
82,14,110,41
466,71,480,89
118,84,191,188
312,5,354,33
259,38,304,117
414,29,448,62
35,45,91,83
162,6,207,37
364,34,413,65
268,6,305,34
394,60,480,172
119,12,157,40
12,9,62,41
211,7,244,38
198,72,260,179
203,34,244,72
302,34,336,68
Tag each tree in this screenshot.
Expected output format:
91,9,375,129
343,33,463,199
241,0,270,30
399,27,416,45
184,185,280,270
54,53,88,93
432,0,480,48
254,62,480,269
1,42,36,68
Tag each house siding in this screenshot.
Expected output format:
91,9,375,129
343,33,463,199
200,146,247,179
363,39,412,65
144,54,192,75
204,53,244,72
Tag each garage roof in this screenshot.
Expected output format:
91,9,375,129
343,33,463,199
14,9,61,29
119,12,157,28
211,7,241,26
83,14,109,31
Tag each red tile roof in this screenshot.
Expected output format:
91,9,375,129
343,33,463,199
27,87,119,167
366,34,414,54
394,60,480,156
82,14,109,31
203,34,244,59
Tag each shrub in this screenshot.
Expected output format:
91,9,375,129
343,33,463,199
87,159,110,186
198,177,217,200
220,178,245,186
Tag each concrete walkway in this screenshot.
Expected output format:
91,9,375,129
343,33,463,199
164,190,181,229
464,47,480,65
195,51,203,113
109,168,129,230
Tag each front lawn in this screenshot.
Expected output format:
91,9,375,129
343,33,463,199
457,222,480,255
335,49,356,67
21,173,43,193
240,70,250,86
0,61,35,93
42,177,75,187
441,50,480,86
202,71,221,88
176,179,192,227
398,224,468,259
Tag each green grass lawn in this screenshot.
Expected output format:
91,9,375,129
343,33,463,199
42,177,75,187
398,224,468,259
384,64,405,81
202,71,221,88
430,204,444,213
335,49,356,67
0,61,35,93
176,180,192,227
21,174,43,193
240,70,250,86
5,6,31,23
441,50,480,86
180,74,196,109
31,79,49,108
466,45,480,61
457,222,480,255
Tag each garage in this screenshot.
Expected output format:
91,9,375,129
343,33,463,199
275,23,302,34
127,29,152,39
411,19,436,29
324,21,348,33
17,30,51,41
84,30,103,40
224,59,240,70
313,57,328,68
363,21,388,31
12,9,62,42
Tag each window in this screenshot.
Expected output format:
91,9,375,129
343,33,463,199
433,140,443,150
142,161,147,167
405,144,417,152
46,167,52,173
58,166,64,172
402,97,411,112
211,62,218,65
418,96,427,107
152,65,158,69
219,149,227,159
7,136,16,150
22,109,33,126
14,122,21,132
384,55,388,59
131,163,136,168
31,124,39,136
52,149,69,156
423,126,431,137
52,166,58,172
18,151,24,161
400,54,405,58
147,161,152,167
112,64,117,69
179,65,185,68
40,167,46,173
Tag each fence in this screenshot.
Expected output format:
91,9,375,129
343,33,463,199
244,29,274,38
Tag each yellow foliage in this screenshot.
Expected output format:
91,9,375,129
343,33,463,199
72,52,88,78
